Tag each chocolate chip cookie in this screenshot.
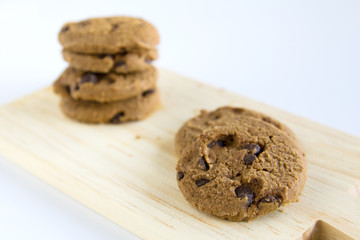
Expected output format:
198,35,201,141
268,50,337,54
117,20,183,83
176,118,306,221
175,106,297,156
62,48,158,73
53,66,157,103
59,17,160,54
59,88,160,123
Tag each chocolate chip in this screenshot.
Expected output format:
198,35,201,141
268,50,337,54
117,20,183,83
243,143,262,155
207,141,216,148
235,186,254,207
65,85,70,94
253,145,262,155
81,73,98,84
177,172,184,181
198,157,209,170
259,196,282,206
61,26,70,33
217,140,225,147
74,84,79,91
142,89,155,97
244,154,256,165
114,61,126,67
110,112,125,123
207,140,225,148
195,179,210,187
111,24,119,31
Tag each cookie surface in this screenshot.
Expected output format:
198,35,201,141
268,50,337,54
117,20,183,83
59,17,160,54
176,118,306,221
59,88,160,123
62,48,158,73
53,66,157,103
175,106,297,156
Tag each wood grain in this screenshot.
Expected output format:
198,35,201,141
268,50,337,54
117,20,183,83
0,69,359,239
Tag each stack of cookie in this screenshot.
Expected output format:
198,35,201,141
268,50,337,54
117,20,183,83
53,17,160,123
174,107,307,221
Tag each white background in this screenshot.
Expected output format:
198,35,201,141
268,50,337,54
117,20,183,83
0,0,359,239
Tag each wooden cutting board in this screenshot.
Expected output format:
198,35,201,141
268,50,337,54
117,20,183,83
0,69,359,240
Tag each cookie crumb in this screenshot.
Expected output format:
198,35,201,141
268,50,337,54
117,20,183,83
135,135,141,139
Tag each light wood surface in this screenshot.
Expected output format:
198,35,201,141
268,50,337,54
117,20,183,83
0,69,359,239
